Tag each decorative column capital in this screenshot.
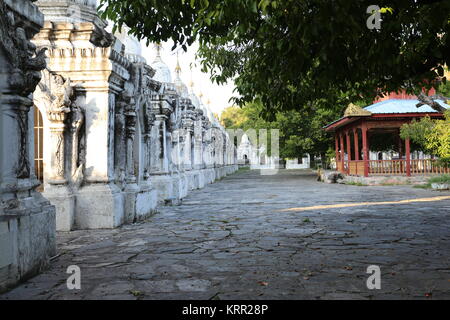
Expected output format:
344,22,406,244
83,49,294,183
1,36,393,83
125,109,137,139
1,1,47,96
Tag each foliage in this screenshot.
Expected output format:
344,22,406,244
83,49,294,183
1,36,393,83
428,174,450,184
400,117,435,147
414,174,450,188
346,181,369,187
220,106,249,128
413,183,431,189
437,76,450,97
369,132,398,152
426,113,450,162
400,111,450,163
220,100,342,160
99,0,450,116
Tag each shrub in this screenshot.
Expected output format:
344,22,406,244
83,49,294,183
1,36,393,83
428,174,450,184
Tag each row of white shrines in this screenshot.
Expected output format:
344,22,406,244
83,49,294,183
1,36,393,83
0,0,238,291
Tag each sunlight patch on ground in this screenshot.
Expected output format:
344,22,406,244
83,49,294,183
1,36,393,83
278,196,450,213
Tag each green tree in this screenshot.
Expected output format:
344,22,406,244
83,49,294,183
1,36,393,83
220,100,342,163
100,0,450,116
400,111,450,163
220,106,249,128
438,75,450,97
425,113,450,161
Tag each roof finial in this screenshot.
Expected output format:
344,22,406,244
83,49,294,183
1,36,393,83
344,103,372,117
154,42,163,60
188,65,194,89
175,52,182,78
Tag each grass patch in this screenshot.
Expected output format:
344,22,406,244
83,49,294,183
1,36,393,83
413,184,432,189
235,166,251,174
129,290,144,298
428,174,450,184
379,181,411,186
414,175,450,189
346,181,368,186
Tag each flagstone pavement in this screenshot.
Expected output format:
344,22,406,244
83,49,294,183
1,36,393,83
1,169,450,300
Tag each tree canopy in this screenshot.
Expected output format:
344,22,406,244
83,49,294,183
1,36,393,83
100,0,450,116
400,110,450,163
220,100,342,161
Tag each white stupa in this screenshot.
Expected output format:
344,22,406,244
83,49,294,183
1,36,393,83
151,43,173,84
114,26,146,64
173,55,189,98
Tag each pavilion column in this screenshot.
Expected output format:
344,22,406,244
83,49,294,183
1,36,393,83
354,129,360,161
335,134,339,168
405,138,411,177
362,126,369,177
353,128,359,176
398,132,403,158
339,133,345,174
346,131,351,174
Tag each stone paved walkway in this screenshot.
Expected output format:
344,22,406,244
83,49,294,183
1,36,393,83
2,169,450,300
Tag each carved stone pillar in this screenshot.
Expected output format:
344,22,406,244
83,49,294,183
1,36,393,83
32,14,129,229
149,116,161,173
155,115,169,173
34,69,81,231
114,99,126,184
183,129,193,170
0,0,56,293
47,112,69,182
143,133,151,180
181,114,195,171
70,106,84,179
171,129,182,171
125,105,137,184
142,102,156,181
193,117,204,170
150,95,173,174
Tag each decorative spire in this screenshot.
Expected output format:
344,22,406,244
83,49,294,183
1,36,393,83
154,42,163,62
344,103,372,117
189,66,194,89
175,52,182,79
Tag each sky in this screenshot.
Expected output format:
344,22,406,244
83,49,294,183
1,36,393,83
140,40,236,116
98,1,236,116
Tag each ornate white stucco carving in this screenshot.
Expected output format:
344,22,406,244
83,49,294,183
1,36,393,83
0,0,56,294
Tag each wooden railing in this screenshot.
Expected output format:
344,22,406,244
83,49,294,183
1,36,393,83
369,160,406,175
348,160,365,176
340,159,450,176
410,159,450,175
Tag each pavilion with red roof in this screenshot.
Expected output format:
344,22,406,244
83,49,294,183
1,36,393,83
324,93,449,177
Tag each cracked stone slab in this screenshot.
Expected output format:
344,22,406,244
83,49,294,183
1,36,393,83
1,170,450,300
